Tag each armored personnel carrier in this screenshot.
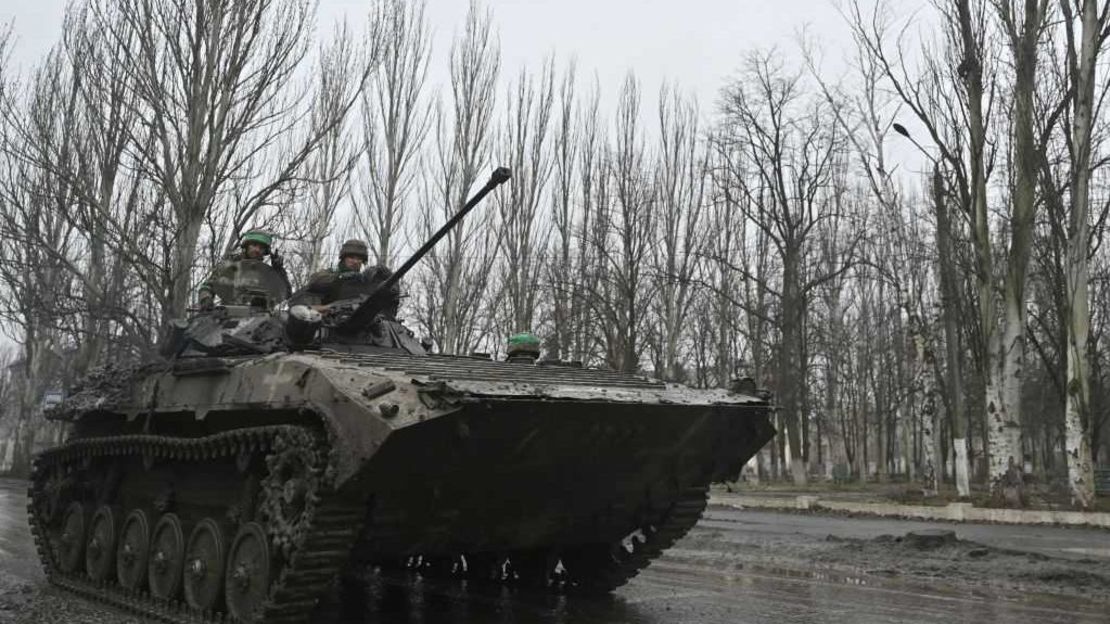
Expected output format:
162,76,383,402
27,168,774,623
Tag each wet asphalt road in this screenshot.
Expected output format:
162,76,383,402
1,478,1108,624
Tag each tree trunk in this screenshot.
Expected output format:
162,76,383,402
861,400,870,480
987,0,1045,500
779,247,807,485
918,334,940,492
934,167,971,496
987,302,1026,496
1063,0,1102,509
167,214,205,328
877,375,889,482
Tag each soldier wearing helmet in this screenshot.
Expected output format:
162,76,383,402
197,230,292,310
240,231,273,261
295,239,401,317
337,239,369,273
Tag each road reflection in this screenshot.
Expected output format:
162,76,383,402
2,478,1107,624
318,562,1110,624
321,570,649,624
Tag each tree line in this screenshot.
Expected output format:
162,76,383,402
0,0,1107,509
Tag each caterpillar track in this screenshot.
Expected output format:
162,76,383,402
29,167,775,622
28,423,712,623
32,344,773,624
390,486,711,594
556,487,709,594
28,426,367,623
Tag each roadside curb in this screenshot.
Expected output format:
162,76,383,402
709,493,1110,528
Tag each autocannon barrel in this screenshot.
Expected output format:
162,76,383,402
337,167,511,331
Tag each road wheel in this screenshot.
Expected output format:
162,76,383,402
148,513,185,599
56,502,87,573
85,505,119,582
225,522,271,621
184,518,227,612
116,509,150,590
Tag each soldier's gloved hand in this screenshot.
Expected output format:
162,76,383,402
270,251,285,271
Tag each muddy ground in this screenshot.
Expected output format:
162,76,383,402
3,482,1109,623
678,506,1110,602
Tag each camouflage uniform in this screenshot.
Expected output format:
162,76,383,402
198,231,291,310
295,240,401,317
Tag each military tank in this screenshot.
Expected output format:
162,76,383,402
27,167,775,623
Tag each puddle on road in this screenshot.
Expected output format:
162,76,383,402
317,562,1110,624
1060,547,1110,558
654,557,1110,622
315,570,654,624
0,477,1104,624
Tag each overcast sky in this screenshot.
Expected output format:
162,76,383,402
2,0,931,177
0,0,935,350
3,1,914,109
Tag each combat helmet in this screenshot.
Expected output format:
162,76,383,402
339,239,369,262
506,332,541,361
241,230,273,254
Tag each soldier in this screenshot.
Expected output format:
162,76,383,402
296,239,401,317
197,230,292,310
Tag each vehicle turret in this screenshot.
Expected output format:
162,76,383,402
28,165,773,624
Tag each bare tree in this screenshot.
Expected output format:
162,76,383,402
706,133,780,474
1089,256,1110,465
91,0,366,327
804,29,944,491
846,0,996,496
650,84,707,381
416,2,500,354
54,7,151,367
985,0,1050,501
703,138,765,390
566,80,608,364
287,23,369,283
588,74,656,372
546,61,583,361
494,59,555,335
717,52,851,484
0,7,162,361
354,0,431,268
0,45,80,474
932,164,972,493
1058,0,1110,508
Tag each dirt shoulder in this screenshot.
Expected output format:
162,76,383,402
715,483,1110,528
669,506,1110,606
722,481,1110,512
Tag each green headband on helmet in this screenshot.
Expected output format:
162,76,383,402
507,332,541,358
241,231,273,249
508,332,541,348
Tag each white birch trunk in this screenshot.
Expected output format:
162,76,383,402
1063,0,1102,510
1065,264,1094,508
990,306,1021,499
953,438,971,497
985,0,1043,501
920,371,938,492
790,457,807,486
911,319,939,492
